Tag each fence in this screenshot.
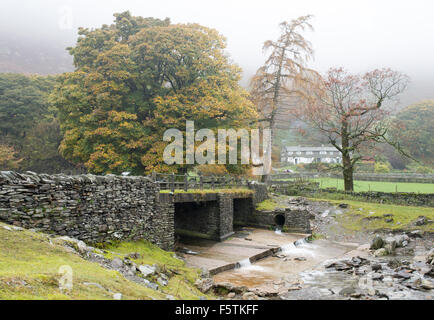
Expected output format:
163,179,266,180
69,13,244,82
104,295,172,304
151,172,251,192
268,172,434,184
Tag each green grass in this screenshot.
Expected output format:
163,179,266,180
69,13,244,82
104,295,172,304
315,178,434,193
275,177,434,193
0,222,213,300
314,198,434,232
255,199,279,211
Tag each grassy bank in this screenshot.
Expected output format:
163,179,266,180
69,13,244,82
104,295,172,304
0,222,210,300
313,198,434,232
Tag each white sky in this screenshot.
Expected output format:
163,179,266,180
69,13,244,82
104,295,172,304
1,0,433,105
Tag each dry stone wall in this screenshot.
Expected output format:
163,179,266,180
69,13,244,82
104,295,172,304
0,171,174,250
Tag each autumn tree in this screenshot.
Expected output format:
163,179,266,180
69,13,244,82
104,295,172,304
389,100,434,166
0,144,22,170
0,73,77,173
52,12,255,175
297,68,409,191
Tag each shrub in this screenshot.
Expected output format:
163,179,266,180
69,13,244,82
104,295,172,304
374,162,391,173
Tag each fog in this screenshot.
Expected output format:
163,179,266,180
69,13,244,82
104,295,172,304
1,0,433,106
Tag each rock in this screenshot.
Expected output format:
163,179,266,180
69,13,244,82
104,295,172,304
2,225,12,231
294,257,307,261
370,235,384,250
373,248,388,257
242,292,258,300
420,280,434,290
126,252,141,259
387,259,401,269
195,278,214,293
339,287,356,296
414,216,428,226
111,258,124,269
157,277,168,286
385,219,394,223
425,268,434,278
384,237,397,253
227,292,236,299
371,273,384,281
393,271,411,280
214,282,248,294
325,261,352,271
113,293,122,300
338,203,348,209
144,281,159,291
138,265,156,277
426,250,434,265
166,295,176,300
395,234,410,248
200,267,210,279
371,264,382,272
409,230,423,238
384,243,396,255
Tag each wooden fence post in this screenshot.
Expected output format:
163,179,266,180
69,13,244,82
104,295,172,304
171,173,175,193
184,173,188,192
199,174,203,190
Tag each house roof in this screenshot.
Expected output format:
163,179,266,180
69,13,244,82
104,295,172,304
283,145,339,152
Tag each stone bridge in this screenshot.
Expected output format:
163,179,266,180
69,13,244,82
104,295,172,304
160,191,256,245
0,171,267,251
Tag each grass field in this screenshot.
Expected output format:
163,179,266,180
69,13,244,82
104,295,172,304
314,178,434,193
313,198,434,232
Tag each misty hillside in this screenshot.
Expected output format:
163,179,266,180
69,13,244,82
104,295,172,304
0,33,73,75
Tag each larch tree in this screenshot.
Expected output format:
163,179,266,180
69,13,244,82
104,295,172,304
297,68,409,191
250,15,315,178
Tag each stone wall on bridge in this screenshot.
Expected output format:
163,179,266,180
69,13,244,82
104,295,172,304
0,171,174,250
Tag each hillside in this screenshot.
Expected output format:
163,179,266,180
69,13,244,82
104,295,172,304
0,221,212,300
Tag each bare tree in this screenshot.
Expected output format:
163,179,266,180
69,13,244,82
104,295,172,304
297,68,409,191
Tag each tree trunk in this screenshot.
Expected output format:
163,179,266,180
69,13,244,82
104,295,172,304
341,121,354,191
342,153,354,192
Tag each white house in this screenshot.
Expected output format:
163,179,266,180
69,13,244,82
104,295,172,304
281,145,342,165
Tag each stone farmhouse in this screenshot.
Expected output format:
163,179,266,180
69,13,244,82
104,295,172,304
281,145,342,165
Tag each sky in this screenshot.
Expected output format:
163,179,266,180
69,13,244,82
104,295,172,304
1,0,433,106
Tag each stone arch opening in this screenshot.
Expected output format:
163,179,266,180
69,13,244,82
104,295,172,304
274,213,285,227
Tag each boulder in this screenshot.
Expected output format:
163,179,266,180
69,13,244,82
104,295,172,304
138,264,156,277
111,258,124,269
371,264,382,272
194,278,214,293
395,234,410,248
113,293,122,300
370,235,384,250
242,292,259,300
414,216,428,226
426,249,434,265
227,292,236,299
339,287,356,296
373,248,388,257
